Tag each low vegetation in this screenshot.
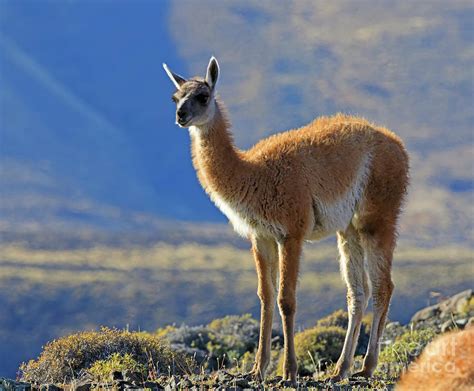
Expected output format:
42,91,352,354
274,310,373,376
18,305,456,389
287,325,346,376
376,328,437,378
20,327,195,384
88,353,146,381
158,314,281,371
15,288,473,391
315,309,372,356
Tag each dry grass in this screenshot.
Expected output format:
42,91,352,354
20,327,196,384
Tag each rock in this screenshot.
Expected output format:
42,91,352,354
40,385,62,391
110,371,123,381
411,290,473,324
411,303,440,323
386,321,400,329
94,384,114,390
124,384,140,390
277,379,297,388
70,381,91,391
114,379,133,389
441,319,455,333
123,371,143,383
233,377,249,388
455,318,468,328
1,378,32,391
439,289,472,316
467,317,474,328
143,381,162,390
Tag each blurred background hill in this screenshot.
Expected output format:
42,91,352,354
0,0,472,378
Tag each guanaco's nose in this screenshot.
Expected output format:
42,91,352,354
177,108,187,120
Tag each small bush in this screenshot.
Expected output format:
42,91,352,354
277,326,346,376
20,327,196,384
206,314,260,363
162,314,275,370
155,325,177,339
162,324,213,365
316,310,372,356
316,309,350,329
376,328,437,378
89,353,146,381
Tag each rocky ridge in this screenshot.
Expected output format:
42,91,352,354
2,289,472,391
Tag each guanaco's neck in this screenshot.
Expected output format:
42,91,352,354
190,99,249,201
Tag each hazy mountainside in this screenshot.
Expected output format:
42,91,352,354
0,0,473,242
0,1,220,221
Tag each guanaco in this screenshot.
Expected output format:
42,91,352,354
396,327,474,391
163,57,409,382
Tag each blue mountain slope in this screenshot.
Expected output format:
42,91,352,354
0,0,222,223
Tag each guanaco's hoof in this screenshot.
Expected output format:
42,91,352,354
328,372,347,382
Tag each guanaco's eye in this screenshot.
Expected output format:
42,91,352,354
171,96,178,103
196,93,209,104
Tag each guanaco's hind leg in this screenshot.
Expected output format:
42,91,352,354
353,224,396,378
278,237,302,383
332,224,370,380
251,236,278,379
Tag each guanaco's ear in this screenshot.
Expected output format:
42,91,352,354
163,63,187,89
205,56,219,90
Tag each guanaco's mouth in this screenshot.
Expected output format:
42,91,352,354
177,118,191,127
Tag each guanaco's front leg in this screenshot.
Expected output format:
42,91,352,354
277,237,302,384
251,236,278,380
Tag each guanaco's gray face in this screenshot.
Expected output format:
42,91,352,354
163,57,219,128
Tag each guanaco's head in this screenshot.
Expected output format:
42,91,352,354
163,57,219,128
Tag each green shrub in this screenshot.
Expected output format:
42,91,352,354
206,314,260,364
459,296,474,316
162,314,268,370
316,309,350,329
88,353,146,381
277,326,346,376
20,327,196,384
160,324,213,366
316,309,372,356
155,325,177,339
376,328,436,378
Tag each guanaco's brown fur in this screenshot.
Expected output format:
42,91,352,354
163,57,409,382
397,327,474,391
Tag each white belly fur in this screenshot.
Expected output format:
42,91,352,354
306,154,371,240
211,193,286,239
306,196,359,240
